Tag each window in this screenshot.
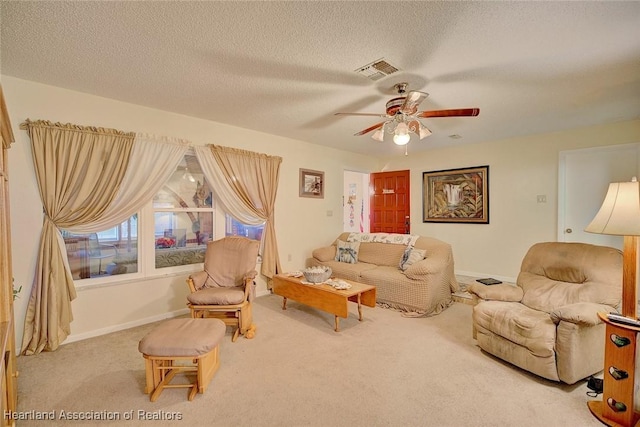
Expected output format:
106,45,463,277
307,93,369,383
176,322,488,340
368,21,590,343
153,153,213,269
64,150,216,284
225,214,264,241
62,215,138,279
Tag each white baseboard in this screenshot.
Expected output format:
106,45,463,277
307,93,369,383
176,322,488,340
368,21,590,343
63,308,190,345
63,291,274,345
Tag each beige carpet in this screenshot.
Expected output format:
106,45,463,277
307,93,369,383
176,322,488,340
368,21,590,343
15,295,602,427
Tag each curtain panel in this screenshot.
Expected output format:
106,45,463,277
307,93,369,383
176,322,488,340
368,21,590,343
0,86,15,149
195,145,282,279
20,120,190,355
20,120,135,355
68,133,190,233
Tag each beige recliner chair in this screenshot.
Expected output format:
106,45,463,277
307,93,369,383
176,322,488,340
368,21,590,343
468,242,622,384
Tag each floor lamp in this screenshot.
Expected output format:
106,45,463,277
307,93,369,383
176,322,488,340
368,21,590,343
585,178,640,427
585,177,640,318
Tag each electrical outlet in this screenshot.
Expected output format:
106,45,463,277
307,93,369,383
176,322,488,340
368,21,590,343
537,195,547,203
287,254,292,262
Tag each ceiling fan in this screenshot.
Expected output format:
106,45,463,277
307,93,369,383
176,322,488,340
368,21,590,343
335,82,479,150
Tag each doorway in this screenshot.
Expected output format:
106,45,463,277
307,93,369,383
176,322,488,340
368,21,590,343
558,143,640,250
343,169,411,234
369,170,410,234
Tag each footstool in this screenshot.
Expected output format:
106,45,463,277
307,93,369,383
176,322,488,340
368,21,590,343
138,318,226,401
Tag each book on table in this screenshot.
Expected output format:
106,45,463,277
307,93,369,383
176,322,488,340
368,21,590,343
476,278,502,285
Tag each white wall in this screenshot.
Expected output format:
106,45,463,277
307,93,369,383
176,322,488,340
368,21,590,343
2,76,379,348
380,119,640,281
4,75,640,350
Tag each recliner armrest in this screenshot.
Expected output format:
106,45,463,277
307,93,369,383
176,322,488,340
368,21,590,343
467,283,523,302
550,302,617,326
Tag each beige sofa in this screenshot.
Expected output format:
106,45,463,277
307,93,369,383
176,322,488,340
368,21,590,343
307,232,458,316
468,242,622,384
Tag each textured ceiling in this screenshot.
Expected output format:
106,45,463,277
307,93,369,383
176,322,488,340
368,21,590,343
1,1,640,157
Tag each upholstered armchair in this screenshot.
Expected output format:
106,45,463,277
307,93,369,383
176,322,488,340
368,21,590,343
186,236,260,342
468,242,622,384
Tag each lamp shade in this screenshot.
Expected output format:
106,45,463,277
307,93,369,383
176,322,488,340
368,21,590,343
585,178,640,236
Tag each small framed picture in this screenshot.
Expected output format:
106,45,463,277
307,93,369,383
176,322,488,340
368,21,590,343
299,168,324,199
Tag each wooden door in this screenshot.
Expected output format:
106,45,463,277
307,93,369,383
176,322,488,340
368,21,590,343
370,170,410,233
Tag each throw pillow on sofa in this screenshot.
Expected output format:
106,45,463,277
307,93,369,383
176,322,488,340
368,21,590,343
335,240,360,264
399,247,426,271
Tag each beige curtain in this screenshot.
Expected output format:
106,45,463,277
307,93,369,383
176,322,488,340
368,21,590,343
69,133,190,233
20,120,134,355
195,145,282,279
0,85,15,149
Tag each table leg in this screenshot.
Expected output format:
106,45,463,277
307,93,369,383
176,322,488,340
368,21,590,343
357,293,363,321
282,297,287,310
334,316,340,332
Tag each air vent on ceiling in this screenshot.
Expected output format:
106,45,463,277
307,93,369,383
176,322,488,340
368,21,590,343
355,58,400,81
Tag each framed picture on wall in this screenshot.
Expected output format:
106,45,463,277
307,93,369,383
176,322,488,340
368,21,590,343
423,165,489,223
299,168,324,199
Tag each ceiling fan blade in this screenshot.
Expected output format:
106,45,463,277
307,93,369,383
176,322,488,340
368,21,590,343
354,122,385,136
335,112,388,118
417,108,480,118
399,91,429,115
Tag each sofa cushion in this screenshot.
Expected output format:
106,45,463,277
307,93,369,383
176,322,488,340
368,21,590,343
310,259,377,282
473,300,556,357
335,240,360,263
358,242,406,267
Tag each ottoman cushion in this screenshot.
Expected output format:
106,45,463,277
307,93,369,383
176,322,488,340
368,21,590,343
138,318,226,357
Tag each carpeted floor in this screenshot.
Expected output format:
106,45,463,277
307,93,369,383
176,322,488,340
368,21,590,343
15,294,603,427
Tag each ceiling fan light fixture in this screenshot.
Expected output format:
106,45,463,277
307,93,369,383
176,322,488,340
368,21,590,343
418,123,432,140
371,128,384,142
393,122,411,145
393,133,410,145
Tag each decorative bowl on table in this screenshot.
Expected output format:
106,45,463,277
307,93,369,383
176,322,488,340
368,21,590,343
302,266,332,283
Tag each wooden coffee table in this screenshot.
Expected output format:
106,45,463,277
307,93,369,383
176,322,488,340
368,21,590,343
272,274,376,332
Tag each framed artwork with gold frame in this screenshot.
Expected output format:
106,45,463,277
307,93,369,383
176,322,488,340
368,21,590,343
422,165,489,223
